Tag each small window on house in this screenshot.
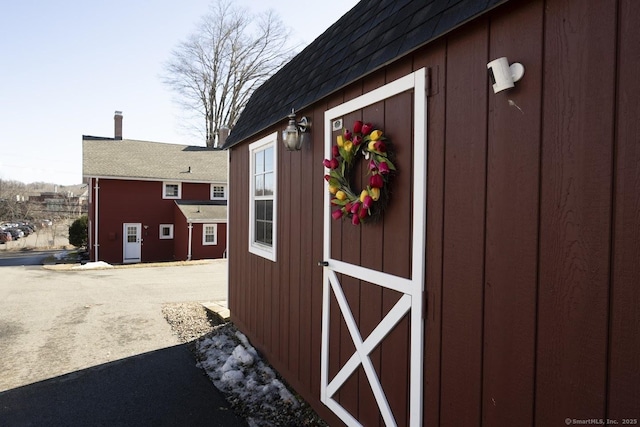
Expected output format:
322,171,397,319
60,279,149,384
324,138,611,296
203,224,217,245
159,224,174,239
248,133,277,261
163,182,181,199
211,184,226,200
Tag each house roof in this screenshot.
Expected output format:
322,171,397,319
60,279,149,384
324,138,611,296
175,201,227,223
223,0,508,148
83,138,227,182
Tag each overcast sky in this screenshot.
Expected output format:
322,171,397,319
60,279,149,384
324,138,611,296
0,0,359,185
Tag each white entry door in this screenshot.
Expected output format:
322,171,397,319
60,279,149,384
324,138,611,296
123,223,141,263
321,69,427,426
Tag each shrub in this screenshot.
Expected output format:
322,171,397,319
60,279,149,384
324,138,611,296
69,215,88,248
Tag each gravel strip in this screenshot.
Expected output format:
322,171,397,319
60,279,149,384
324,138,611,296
162,302,327,427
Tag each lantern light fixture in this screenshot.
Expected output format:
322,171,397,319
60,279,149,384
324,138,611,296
282,109,311,151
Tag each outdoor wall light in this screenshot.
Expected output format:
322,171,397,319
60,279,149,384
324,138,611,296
487,57,525,93
282,109,311,151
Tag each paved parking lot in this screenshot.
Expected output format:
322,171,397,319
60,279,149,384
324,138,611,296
0,259,228,392
0,259,246,426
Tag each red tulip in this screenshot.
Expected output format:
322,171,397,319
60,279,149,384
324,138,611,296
359,207,368,219
324,174,331,181
374,141,386,153
353,120,363,134
332,209,343,220
353,135,362,146
332,145,339,157
352,215,360,226
350,201,361,214
362,195,373,209
378,161,390,174
344,129,352,140
323,159,331,168
370,173,384,188
361,123,373,135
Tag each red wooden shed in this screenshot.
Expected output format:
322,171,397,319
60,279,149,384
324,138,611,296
222,0,639,425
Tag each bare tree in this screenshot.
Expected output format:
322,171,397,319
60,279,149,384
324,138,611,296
163,0,296,147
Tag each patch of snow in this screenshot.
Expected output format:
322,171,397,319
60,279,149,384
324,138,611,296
72,261,113,270
196,324,304,426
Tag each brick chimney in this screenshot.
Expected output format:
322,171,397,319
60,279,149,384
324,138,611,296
216,126,230,148
114,111,123,140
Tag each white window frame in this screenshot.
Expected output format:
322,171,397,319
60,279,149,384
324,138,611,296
159,224,174,239
162,182,182,199
202,223,218,245
248,132,277,262
210,184,227,200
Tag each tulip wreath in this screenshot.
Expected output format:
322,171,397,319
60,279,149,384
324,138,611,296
323,120,396,226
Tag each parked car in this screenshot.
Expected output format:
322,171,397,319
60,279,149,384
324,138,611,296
5,227,22,240
0,231,11,243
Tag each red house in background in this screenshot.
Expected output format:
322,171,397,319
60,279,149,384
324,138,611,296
82,112,227,264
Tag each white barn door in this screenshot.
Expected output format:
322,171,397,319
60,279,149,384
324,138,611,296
321,68,427,426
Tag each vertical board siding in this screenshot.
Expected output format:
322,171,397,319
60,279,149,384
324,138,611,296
440,19,488,427
608,0,640,417
227,1,640,426
415,40,447,427
482,1,543,426
380,84,414,427
536,0,616,424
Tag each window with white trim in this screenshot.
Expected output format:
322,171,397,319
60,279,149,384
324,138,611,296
162,182,181,199
248,133,277,261
159,224,174,239
210,184,226,200
202,224,217,245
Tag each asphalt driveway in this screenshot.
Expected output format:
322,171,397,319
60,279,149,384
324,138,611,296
0,259,246,426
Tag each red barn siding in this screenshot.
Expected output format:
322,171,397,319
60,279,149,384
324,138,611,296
227,0,640,425
89,179,220,264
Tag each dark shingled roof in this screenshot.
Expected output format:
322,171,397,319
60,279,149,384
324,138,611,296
223,0,508,148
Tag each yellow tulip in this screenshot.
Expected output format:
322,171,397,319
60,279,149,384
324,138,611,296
370,187,380,201
344,141,353,152
329,185,338,194
359,189,369,202
368,140,377,151
336,190,347,201
369,130,383,141
337,135,344,147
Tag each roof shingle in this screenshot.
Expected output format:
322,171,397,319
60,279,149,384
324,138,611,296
223,0,508,148
82,138,227,182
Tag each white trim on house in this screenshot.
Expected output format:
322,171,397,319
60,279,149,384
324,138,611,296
162,182,182,199
321,68,427,427
159,224,174,239
202,223,218,245
248,132,278,262
83,174,220,184
210,184,227,200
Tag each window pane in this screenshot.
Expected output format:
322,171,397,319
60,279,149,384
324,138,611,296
165,184,178,197
264,147,273,172
255,150,264,173
255,200,265,221
256,221,265,244
205,226,215,242
162,227,170,236
265,200,273,221
265,222,273,245
264,172,274,196
255,175,264,196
